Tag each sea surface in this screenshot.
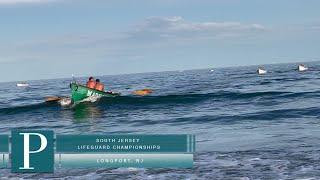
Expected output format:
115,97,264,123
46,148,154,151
1,62,320,179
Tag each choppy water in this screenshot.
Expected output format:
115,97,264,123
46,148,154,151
1,62,320,179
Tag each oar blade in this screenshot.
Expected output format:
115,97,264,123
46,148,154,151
133,89,153,96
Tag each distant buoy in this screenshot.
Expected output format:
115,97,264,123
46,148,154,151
257,68,267,75
298,64,308,72
17,82,29,87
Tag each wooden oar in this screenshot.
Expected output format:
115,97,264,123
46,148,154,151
45,96,62,102
45,96,72,106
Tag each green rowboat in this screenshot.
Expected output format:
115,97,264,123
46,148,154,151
70,83,120,103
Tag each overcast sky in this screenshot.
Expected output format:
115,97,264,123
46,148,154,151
0,0,319,82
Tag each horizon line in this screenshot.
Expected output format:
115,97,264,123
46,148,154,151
0,59,319,84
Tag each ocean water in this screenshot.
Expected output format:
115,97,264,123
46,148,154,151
1,62,320,179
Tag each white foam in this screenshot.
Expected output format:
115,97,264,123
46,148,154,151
59,98,72,106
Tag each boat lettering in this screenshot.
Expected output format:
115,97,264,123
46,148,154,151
87,90,102,97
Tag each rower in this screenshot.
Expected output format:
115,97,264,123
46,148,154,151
86,77,96,89
95,79,105,91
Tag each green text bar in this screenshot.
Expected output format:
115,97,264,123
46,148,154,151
56,135,195,153
55,154,193,168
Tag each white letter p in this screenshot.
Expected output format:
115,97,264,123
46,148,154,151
19,133,48,170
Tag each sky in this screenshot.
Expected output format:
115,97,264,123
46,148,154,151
0,0,319,82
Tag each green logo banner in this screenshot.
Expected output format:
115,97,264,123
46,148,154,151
3,131,195,172
11,130,54,173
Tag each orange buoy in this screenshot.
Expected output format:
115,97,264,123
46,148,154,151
133,89,153,96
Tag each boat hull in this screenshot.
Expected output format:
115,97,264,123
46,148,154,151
17,83,29,87
70,83,119,103
257,69,267,74
298,65,308,72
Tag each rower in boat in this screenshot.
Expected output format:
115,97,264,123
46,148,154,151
86,77,96,88
94,79,105,91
